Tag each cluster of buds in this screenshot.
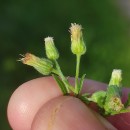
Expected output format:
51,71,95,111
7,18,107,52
19,37,59,75
104,69,124,115
20,23,130,116
89,69,128,115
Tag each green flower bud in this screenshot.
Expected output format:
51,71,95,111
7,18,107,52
109,69,122,86
20,53,53,75
44,37,59,60
69,23,86,55
104,69,123,115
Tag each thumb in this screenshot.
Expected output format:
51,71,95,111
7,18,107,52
31,96,117,130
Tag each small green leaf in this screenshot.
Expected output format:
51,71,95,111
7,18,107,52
79,95,90,104
82,93,90,97
110,108,130,115
124,93,130,107
89,91,106,108
78,74,86,94
52,74,68,95
106,85,121,99
119,108,130,114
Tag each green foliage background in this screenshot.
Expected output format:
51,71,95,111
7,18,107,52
0,0,130,129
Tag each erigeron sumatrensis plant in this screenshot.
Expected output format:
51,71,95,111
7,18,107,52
19,23,130,116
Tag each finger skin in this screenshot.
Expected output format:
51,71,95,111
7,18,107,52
32,96,116,130
7,77,61,130
7,77,130,130
8,77,106,130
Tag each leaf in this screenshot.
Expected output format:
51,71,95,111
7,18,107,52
124,93,130,107
119,108,130,114
89,91,106,108
67,85,75,93
78,74,86,94
106,85,121,100
79,95,90,104
82,93,90,97
52,74,68,95
110,108,130,115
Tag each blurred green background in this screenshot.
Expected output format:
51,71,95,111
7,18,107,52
1,0,130,129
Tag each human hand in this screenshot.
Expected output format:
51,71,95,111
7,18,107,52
7,77,130,130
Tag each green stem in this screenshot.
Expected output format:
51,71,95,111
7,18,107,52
52,69,59,75
54,60,73,93
75,54,81,94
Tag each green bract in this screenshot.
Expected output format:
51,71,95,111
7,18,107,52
20,23,130,116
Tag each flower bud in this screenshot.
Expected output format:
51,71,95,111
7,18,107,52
20,53,53,75
69,23,86,55
44,37,59,60
109,69,122,87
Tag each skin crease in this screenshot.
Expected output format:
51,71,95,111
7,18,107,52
7,77,130,130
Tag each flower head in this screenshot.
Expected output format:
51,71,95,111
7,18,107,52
109,69,122,86
44,37,59,60
105,96,124,113
19,53,53,75
69,23,86,55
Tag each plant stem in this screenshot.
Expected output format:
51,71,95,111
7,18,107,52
75,54,81,94
54,60,74,93
52,69,59,75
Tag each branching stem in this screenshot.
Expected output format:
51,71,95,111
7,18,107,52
54,60,75,93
